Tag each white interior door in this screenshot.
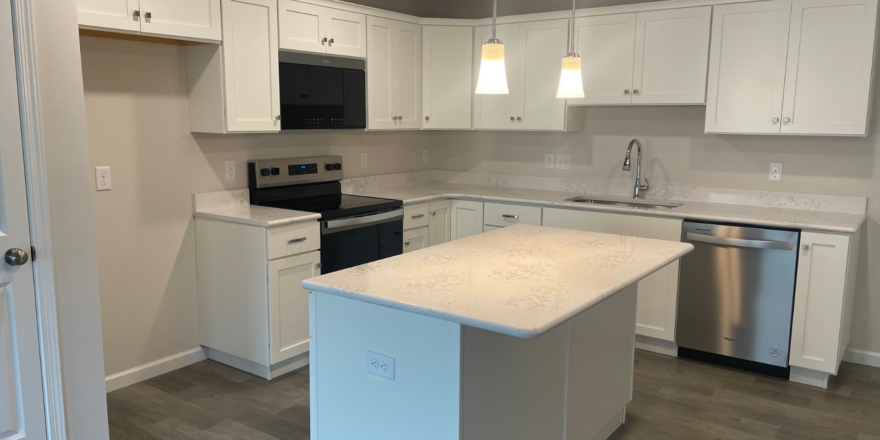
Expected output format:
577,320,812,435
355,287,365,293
569,14,636,105
269,251,320,365
324,8,367,58
631,7,711,104
0,2,47,439
422,26,473,130
76,0,141,32
367,16,396,129
138,0,221,41
704,0,792,134
780,0,878,135
278,0,327,53
473,24,520,130
517,19,568,130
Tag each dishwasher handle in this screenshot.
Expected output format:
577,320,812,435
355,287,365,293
686,232,793,251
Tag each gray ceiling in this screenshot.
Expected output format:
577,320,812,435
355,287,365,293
346,0,664,19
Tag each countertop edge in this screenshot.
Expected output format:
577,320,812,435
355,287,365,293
193,210,321,227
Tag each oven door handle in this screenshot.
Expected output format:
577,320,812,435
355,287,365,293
323,209,403,232
686,232,793,251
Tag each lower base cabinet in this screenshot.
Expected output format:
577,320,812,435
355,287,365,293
451,200,484,240
403,227,429,253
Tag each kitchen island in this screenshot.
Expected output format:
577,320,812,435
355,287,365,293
303,224,693,440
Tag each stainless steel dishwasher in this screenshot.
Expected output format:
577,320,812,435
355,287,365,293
676,222,799,378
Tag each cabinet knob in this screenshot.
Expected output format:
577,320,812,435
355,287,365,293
624,89,630,94
772,117,780,124
432,211,436,216
633,89,640,95
145,11,152,20
275,115,282,121
510,116,515,122
802,244,810,251
517,117,522,122
425,116,429,122
322,37,328,45
404,241,410,246
133,9,140,18
328,38,334,46
783,117,791,124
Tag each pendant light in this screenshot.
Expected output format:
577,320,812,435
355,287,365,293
475,0,509,94
556,0,585,98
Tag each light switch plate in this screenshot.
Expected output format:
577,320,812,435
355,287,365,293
555,154,571,170
95,166,111,191
545,154,555,169
769,163,783,181
423,149,429,163
225,160,236,180
361,153,368,168
366,350,395,380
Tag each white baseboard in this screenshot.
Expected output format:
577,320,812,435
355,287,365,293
105,347,207,393
844,347,880,368
634,334,678,357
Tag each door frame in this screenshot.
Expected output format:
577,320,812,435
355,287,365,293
10,1,68,439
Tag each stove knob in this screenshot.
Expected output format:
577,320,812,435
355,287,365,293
260,168,271,177
325,164,335,171
271,168,280,176
334,163,342,171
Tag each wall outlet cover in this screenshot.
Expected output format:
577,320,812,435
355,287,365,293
366,350,395,380
555,154,572,171
95,166,111,191
423,149,429,163
225,160,236,180
361,153,368,168
545,154,555,169
769,162,783,181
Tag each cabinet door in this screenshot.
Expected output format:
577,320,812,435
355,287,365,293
138,0,221,41
423,26,473,129
222,0,281,132
77,0,141,32
704,1,792,134
367,16,396,129
324,7,367,58
790,232,851,374
780,0,878,135
278,0,327,53
631,7,711,104
517,19,568,130
473,24,520,130
568,14,636,105
394,21,422,129
269,251,320,365
451,200,484,240
428,200,451,246
403,227,429,253
542,208,683,342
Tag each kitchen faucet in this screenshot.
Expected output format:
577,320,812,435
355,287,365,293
622,139,649,199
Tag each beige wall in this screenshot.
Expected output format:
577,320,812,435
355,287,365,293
80,36,432,376
431,105,880,353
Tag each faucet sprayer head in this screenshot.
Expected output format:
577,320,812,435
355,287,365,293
622,155,631,171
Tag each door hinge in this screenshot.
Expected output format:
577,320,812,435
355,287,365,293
31,246,36,262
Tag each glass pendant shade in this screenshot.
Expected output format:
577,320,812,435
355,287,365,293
556,55,585,98
475,42,509,94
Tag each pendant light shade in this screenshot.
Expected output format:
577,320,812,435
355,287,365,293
557,0,585,98
475,0,509,95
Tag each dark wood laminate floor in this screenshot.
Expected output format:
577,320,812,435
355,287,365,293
107,350,880,440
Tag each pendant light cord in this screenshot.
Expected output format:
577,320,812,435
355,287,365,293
492,0,497,39
569,0,576,54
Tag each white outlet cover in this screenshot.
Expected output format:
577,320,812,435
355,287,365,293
95,166,111,191
769,162,783,181
423,149,429,163
366,350,395,380
555,154,572,170
545,154,555,169
361,153,368,168
225,160,236,180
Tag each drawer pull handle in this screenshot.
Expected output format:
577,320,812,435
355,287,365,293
411,214,425,219
502,214,519,219
288,237,307,244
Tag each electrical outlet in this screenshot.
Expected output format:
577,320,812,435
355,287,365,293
545,154,555,169
361,153,368,168
769,163,783,181
225,160,236,180
555,154,571,170
366,351,395,380
95,166,111,191
423,149,429,163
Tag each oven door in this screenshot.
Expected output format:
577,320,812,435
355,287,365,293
320,209,403,274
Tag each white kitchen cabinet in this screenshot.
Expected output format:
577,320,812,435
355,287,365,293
542,208,683,345
77,0,221,42
269,251,320,365
789,231,860,383
422,26,473,130
706,0,878,136
451,200,484,240
367,16,421,130
569,14,636,105
473,20,583,131
403,203,430,230
279,1,366,58
429,200,452,246
403,227,429,253
484,202,542,228
187,0,281,133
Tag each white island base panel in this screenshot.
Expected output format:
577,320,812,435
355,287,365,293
309,285,638,440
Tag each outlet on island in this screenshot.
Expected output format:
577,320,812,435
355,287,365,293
366,350,395,380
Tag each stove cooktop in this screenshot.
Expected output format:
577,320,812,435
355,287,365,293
260,193,402,221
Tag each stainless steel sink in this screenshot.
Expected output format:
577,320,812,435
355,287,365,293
564,196,682,210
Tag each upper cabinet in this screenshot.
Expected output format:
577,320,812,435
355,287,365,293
706,0,878,136
367,17,422,130
77,0,222,42
279,1,367,58
187,0,280,133
568,6,711,106
473,19,583,131
422,26,474,130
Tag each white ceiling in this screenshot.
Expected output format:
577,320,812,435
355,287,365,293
344,0,666,19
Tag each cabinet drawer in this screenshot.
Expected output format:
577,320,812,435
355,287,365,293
267,221,320,260
404,203,430,229
484,202,542,227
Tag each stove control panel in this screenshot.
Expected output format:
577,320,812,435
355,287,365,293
249,156,343,188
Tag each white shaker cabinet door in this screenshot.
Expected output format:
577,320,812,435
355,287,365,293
422,26,474,129
367,16,396,129
451,200,484,240
138,0,221,41
77,0,141,32
278,1,327,53
324,7,367,58
403,227,429,254
631,7,711,105
704,1,792,134
516,19,569,130
394,21,422,129
473,24,521,130
568,14,636,105
269,251,320,365
428,200,452,247
780,0,878,136
221,0,281,132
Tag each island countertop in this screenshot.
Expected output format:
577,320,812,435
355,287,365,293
302,224,693,338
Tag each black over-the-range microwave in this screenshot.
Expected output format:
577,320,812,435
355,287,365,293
278,52,366,130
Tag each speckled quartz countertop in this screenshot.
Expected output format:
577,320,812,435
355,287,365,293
346,182,866,234
303,224,694,338
192,189,319,227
